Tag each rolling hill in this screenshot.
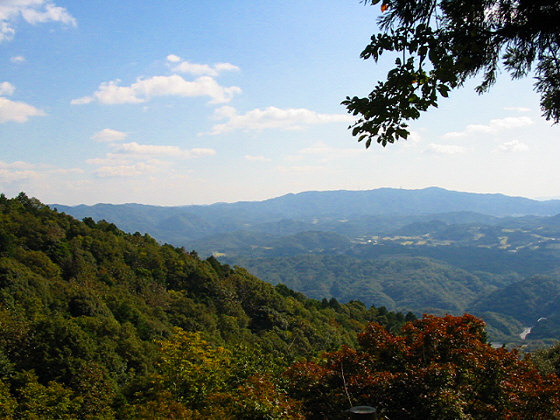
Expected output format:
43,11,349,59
51,187,560,346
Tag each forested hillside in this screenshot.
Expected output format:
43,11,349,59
3,193,560,418
0,193,410,418
230,255,492,313
52,188,560,347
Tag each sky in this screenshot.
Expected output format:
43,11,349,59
1,0,560,206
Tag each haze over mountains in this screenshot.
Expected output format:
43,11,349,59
53,187,560,243
52,187,560,347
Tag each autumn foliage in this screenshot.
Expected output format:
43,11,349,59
286,314,560,419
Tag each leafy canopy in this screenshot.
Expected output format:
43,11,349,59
0,193,413,417
287,314,560,419
344,0,560,147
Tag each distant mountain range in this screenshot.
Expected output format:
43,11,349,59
52,187,560,245
51,187,560,347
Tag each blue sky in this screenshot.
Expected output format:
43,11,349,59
1,0,560,205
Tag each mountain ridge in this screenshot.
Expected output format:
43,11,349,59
51,187,560,245
54,186,560,213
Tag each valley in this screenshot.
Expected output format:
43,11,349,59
54,187,560,349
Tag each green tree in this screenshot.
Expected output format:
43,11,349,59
151,328,231,408
344,0,560,147
0,379,17,419
0,193,416,417
13,371,82,420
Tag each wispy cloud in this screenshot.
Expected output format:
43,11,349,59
0,160,82,183
91,128,128,143
245,155,271,162
0,1,76,43
276,165,325,173
111,142,216,159
426,143,467,155
94,162,159,178
72,74,241,105
442,116,534,139
498,140,529,152
10,55,25,64
0,82,15,96
504,106,530,112
0,167,39,182
88,155,169,178
0,96,45,123
167,55,240,77
166,54,181,63
0,160,35,170
407,130,422,144
49,168,84,175
208,106,354,135
86,155,131,166
87,129,217,178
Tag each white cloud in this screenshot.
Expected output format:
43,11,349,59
0,160,38,182
212,105,236,119
20,2,76,25
208,106,354,135
426,143,467,155
0,160,82,183
442,116,534,139
91,158,175,178
70,96,94,105
10,55,25,63
86,155,131,166
245,155,271,162
0,1,76,42
72,74,241,105
0,168,38,182
498,140,529,152
214,62,240,73
0,96,45,123
407,130,422,143
50,167,84,174
171,62,217,76
111,142,216,159
166,54,181,63
87,137,216,179
0,160,35,170
0,22,15,42
276,165,325,173
71,79,142,105
168,56,240,77
91,128,128,143
94,162,156,178
0,82,15,96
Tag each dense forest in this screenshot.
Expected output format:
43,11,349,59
0,193,411,418
2,193,560,418
53,188,560,347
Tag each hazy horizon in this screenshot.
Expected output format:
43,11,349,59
34,186,560,208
